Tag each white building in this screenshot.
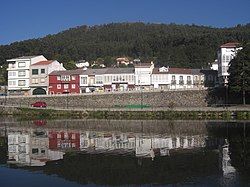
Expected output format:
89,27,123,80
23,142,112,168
75,60,89,68
7,55,47,95
152,67,204,90
8,133,30,165
217,43,242,85
134,62,154,90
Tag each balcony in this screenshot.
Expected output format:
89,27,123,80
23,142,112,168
179,80,184,85
171,80,176,85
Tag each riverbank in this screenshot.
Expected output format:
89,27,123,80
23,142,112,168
1,105,250,120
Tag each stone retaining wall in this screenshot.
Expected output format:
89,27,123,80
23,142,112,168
0,90,211,109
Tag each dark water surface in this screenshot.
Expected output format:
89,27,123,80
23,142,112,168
0,117,249,187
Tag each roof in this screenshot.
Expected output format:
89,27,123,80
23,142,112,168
105,68,134,74
50,69,84,76
152,67,197,75
168,68,193,74
7,55,43,61
220,42,241,48
81,68,108,75
134,63,152,67
31,60,54,66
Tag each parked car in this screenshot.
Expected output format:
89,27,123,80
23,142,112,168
31,101,47,108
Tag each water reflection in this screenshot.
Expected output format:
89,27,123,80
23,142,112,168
3,120,209,166
0,118,249,186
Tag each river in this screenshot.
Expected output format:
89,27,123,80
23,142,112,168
0,117,249,186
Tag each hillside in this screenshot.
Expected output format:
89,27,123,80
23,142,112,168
1,22,250,69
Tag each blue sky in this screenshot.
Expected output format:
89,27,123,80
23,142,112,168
1,0,250,45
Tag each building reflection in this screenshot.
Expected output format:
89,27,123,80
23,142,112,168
0,119,249,186
3,120,211,166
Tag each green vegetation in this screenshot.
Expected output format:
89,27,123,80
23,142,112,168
228,43,250,104
10,107,250,120
1,23,250,73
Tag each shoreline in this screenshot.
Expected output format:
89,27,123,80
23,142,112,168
1,105,250,120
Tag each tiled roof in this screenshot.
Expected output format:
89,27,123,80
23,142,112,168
220,42,241,48
105,68,134,74
50,69,84,75
134,63,152,67
81,68,108,75
31,60,54,66
152,67,194,74
7,55,43,61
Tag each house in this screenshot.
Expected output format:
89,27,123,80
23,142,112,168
116,57,130,66
151,66,169,89
79,68,107,93
217,42,242,85
49,131,80,150
7,55,47,95
134,62,154,90
152,67,209,90
79,68,135,93
152,67,194,90
75,60,89,68
103,68,135,91
30,60,65,95
48,69,83,94
200,69,218,88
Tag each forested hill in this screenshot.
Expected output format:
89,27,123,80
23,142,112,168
1,22,250,68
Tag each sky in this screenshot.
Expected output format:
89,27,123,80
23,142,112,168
0,0,250,45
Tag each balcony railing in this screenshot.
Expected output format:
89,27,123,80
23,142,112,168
171,80,176,85
179,80,184,85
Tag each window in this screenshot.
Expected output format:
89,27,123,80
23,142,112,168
179,76,184,85
222,66,229,74
41,69,45,74
72,75,76,80
171,75,176,84
18,70,26,77
64,84,69,89
31,78,38,84
32,69,38,75
18,80,25,86
95,76,103,84
8,71,16,77
187,76,192,85
32,148,39,154
57,76,61,80
61,75,70,81
8,80,16,86
81,77,87,84
18,62,25,67
40,78,45,83
57,84,61,89
71,84,75,89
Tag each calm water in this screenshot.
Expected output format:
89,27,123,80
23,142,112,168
0,117,249,187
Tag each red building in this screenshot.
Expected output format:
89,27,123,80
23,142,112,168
49,131,80,150
48,69,83,94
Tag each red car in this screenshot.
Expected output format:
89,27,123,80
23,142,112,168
32,101,47,108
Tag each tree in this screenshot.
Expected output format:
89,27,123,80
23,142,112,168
228,43,250,105
64,60,77,70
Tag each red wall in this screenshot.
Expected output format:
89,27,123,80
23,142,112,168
49,74,80,94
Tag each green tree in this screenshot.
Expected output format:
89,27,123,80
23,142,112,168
64,60,77,70
228,43,250,104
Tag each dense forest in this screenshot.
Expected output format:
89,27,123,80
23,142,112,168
1,22,250,70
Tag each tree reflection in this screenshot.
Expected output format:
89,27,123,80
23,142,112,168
207,121,250,175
